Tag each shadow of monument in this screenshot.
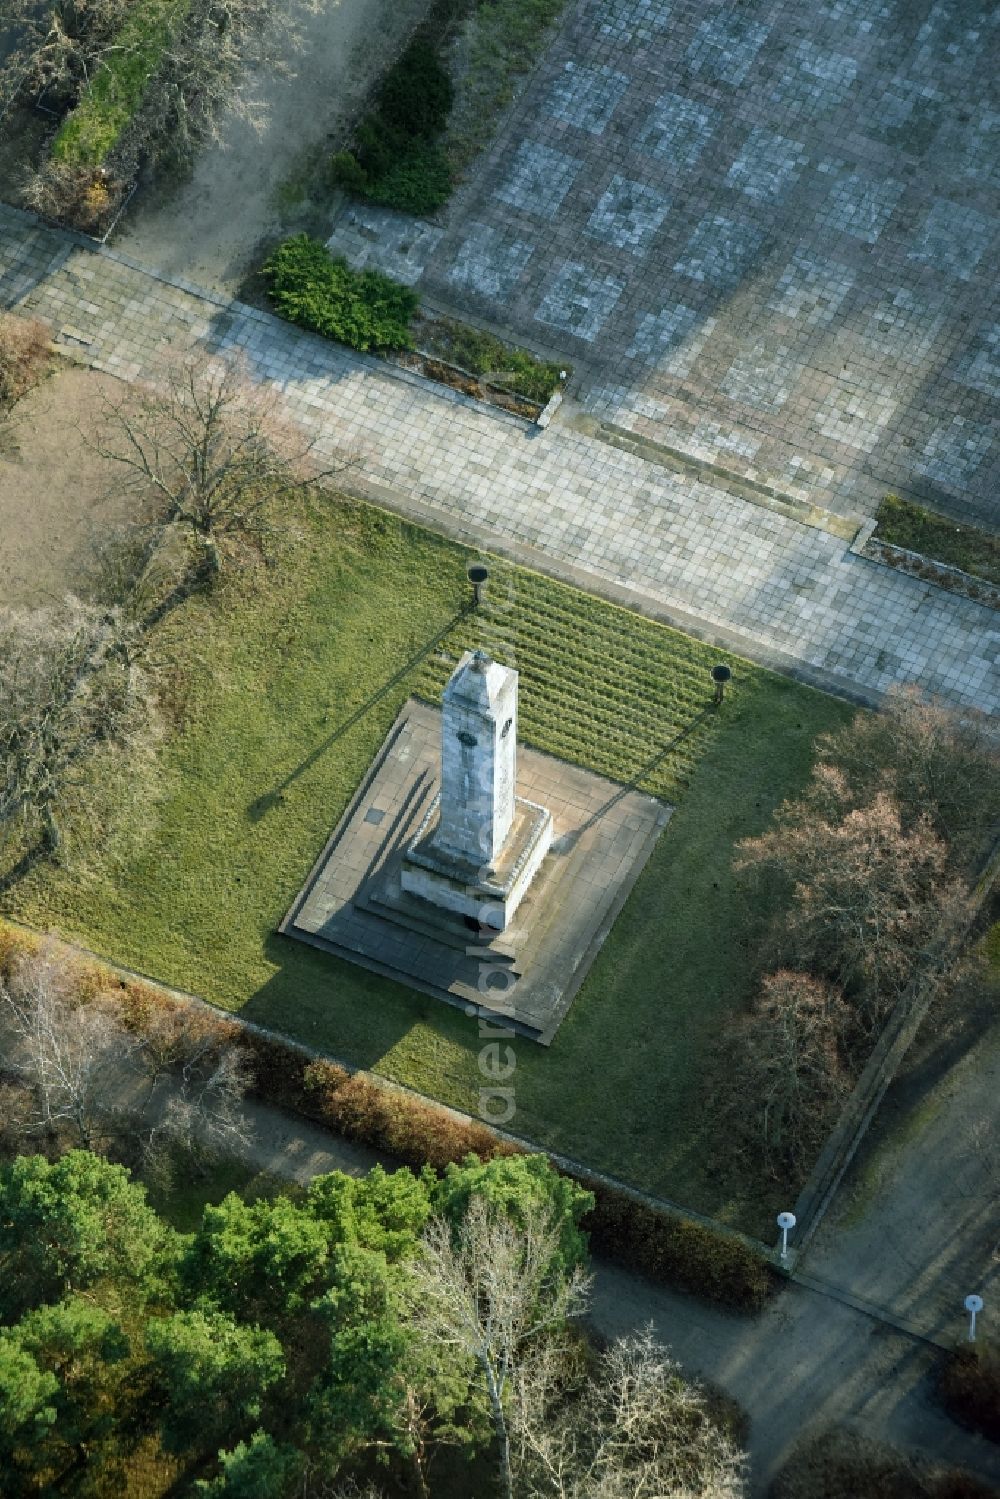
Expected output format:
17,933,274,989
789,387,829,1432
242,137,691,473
240,927,485,1071
247,606,469,822
550,702,711,855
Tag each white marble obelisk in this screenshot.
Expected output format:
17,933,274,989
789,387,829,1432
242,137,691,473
401,649,552,930
435,649,517,870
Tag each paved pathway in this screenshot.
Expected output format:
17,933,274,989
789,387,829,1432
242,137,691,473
329,0,1000,528
1,203,997,715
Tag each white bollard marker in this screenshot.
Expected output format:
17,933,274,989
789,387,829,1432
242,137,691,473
965,1294,984,1342
777,1211,797,1262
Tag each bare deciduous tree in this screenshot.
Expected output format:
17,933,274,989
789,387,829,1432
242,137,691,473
736,778,971,1034
92,357,354,581
141,1038,254,1177
718,971,854,1178
804,688,1000,875
515,1326,746,1499
0,598,148,857
0,946,252,1173
0,946,141,1150
406,1196,591,1499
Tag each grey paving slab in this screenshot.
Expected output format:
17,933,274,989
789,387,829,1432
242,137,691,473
320,0,1000,529
0,202,996,722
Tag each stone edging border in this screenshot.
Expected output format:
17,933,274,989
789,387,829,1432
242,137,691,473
858,535,1000,613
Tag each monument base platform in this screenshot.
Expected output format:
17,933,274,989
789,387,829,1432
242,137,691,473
280,700,670,1045
401,794,553,931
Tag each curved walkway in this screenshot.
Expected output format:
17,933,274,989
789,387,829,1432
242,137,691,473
1,202,997,716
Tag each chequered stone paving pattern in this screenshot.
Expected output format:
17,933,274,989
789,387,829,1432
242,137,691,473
2,205,995,718
327,0,1000,528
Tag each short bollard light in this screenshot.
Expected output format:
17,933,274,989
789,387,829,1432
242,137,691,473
965,1293,984,1341
711,663,732,705
777,1211,797,1262
468,564,489,609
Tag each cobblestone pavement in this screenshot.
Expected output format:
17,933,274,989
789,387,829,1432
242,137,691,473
327,0,1000,528
1,204,997,716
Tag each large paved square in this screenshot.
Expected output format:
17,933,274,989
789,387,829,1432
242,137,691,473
281,701,669,1045
326,0,1000,527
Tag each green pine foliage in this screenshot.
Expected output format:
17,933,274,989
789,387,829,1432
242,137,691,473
262,235,418,353
0,1146,609,1493
331,37,455,215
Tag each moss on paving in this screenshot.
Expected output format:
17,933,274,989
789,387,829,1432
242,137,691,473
1,496,851,1236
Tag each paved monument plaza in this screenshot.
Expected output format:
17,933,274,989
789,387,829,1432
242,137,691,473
328,0,1000,529
281,654,668,1044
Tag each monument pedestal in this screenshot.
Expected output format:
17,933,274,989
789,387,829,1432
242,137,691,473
401,793,553,931
279,701,670,1045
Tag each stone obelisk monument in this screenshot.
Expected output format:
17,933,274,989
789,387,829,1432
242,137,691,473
401,649,552,930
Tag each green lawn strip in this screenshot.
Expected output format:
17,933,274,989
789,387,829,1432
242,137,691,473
1,498,850,1237
876,494,1000,587
51,0,191,167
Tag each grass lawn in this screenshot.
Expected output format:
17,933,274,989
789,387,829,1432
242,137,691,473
1,496,851,1237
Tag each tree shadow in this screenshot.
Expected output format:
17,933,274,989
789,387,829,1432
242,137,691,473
247,606,469,822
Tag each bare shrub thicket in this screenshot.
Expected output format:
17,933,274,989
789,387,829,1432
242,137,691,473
8,0,300,230
0,598,149,858
0,314,51,409
0,0,136,120
0,945,252,1174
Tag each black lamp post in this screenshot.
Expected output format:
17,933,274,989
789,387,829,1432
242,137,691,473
468,564,489,608
711,663,732,705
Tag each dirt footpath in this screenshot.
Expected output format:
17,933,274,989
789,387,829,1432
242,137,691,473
0,365,125,606
115,0,427,295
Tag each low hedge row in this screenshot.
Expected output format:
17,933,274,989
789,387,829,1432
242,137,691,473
263,236,418,353
0,924,776,1312
938,1346,1000,1444
583,1180,777,1312
769,1428,996,1498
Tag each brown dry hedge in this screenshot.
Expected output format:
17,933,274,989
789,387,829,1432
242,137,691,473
769,1428,996,1498
0,923,777,1312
